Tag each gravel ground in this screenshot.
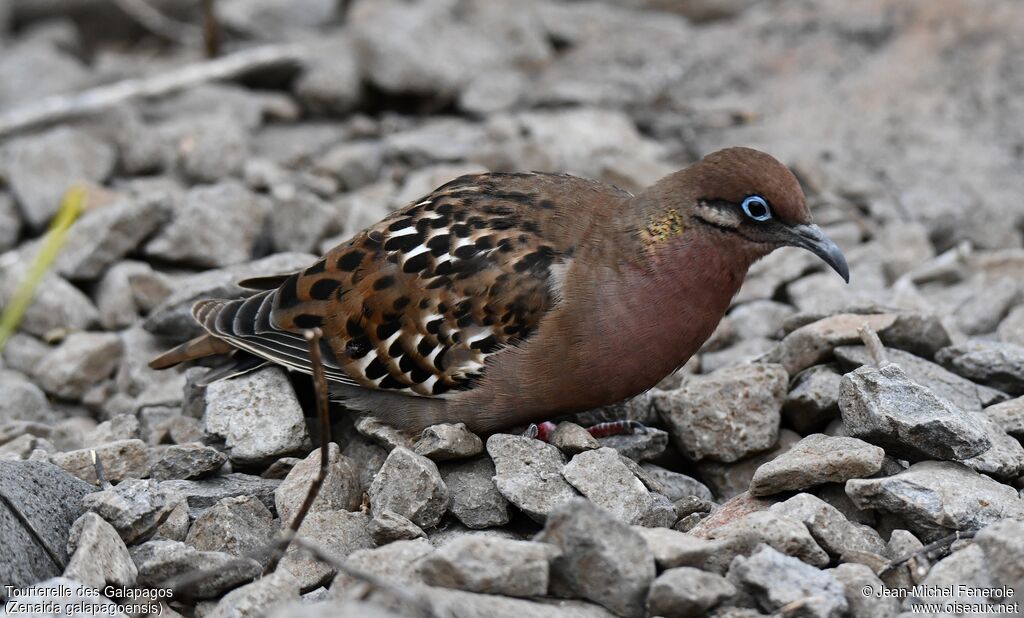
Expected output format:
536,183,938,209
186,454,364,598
1,0,1023,617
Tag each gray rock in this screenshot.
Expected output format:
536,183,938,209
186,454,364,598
351,0,551,99
275,444,361,525
480,109,664,183
983,397,1024,439
639,463,714,502
113,326,186,412
535,498,656,618
937,339,1024,395
769,493,886,559
95,261,157,329
160,474,281,519
32,332,123,400
761,313,899,375
749,434,885,496
354,415,415,451
185,496,275,559
268,187,336,254
418,536,559,597
83,414,140,447
418,587,623,618
414,423,484,461
329,538,433,598
698,429,803,500
632,526,726,570
293,37,362,116
0,192,22,252
596,426,669,461
368,510,426,544
0,369,54,424
961,411,1024,479
315,140,384,191
999,304,1024,345
144,252,316,339
52,439,152,484
0,251,99,337
439,456,511,529
150,443,228,481
845,461,1024,538
783,365,842,433
218,0,339,37
561,447,659,525
206,569,301,618
974,518,1024,599
905,544,995,613
728,300,796,340
575,390,660,427
727,545,848,618
163,111,250,183
459,68,528,114
1,126,115,230
155,497,190,542
369,446,449,529
203,367,310,465
1,333,50,375
838,363,992,461
703,510,830,569
834,345,993,413
828,563,899,618
549,422,599,454
342,434,388,491
385,117,488,165
82,478,169,543
486,434,579,522
0,461,95,591
53,193,171,281
63,512,137,590
701,338,777,373
654,364,787,463
131,539,261,600
145,181,270,268
279,511,373,591
646,567,736,618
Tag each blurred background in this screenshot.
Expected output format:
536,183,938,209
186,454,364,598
0,0,1023,396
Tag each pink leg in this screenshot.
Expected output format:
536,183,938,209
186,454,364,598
524,419,648,442
586,419,649,439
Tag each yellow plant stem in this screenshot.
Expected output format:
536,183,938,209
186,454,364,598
0,187,86,352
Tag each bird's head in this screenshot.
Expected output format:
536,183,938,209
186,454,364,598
640,147,849,282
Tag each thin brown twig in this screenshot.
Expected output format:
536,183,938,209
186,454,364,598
263,328,331,574
201,0,221,58
858,323,889,368
877,529,978,577
288,537,443,618
0,43,307,137
90,449,112,490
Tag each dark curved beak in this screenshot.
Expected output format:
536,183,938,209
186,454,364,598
787,224,850,283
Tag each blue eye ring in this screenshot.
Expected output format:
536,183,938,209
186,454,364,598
741,195,772,222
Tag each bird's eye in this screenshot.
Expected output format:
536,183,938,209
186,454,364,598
741,195,772,222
